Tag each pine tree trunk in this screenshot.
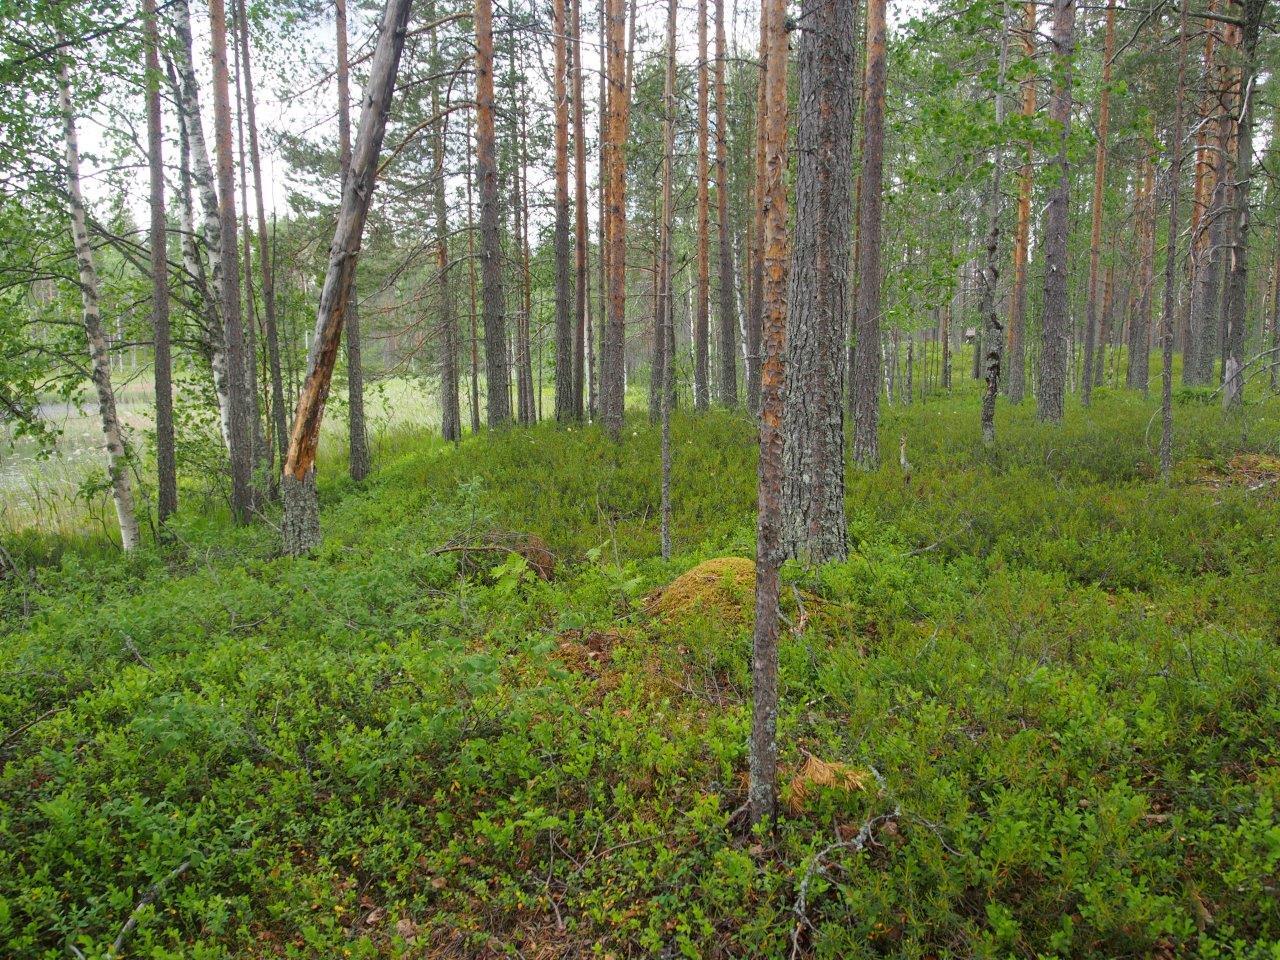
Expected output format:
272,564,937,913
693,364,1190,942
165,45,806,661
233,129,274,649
58,64,142,551
144,0,177,524
1081,0,1115,408
1127,154,1155,392
749,0,789,829
570,0,589,419
282,0,414,554
209,0,255,518
782,0,855,563
851,0,887,467
1035,0,1075,423
713,0,737,406
1005,0,1035,403
337,0,371,478
236,0,289,483
1160,0,1190,474
431,13,461,441
692,0,711,410
659,0,676,559
600,0,631,437
1221,0,1264,409
475,0,511,426
746,32,767,416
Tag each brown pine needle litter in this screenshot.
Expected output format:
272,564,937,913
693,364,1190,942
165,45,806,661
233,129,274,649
785,752,870,814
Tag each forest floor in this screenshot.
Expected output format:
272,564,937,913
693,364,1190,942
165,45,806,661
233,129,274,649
3,385,1280,959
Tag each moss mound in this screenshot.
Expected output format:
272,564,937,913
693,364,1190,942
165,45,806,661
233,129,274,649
650,556,755,622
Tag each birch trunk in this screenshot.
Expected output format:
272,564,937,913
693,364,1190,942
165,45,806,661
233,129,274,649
59,64,142,551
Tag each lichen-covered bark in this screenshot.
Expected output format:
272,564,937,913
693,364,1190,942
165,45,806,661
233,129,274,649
781,0,855,564
713,0,737,407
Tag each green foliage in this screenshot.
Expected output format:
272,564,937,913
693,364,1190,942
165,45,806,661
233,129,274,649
3,390,1280,957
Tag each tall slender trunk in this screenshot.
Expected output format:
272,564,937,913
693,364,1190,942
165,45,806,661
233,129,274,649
1222,0,1266,409
465,96,482,433
431,11,461,440
1184,4,1218,385
337,0,371,478
1035,0,1075,423
600,0,631,436
1192,15,1229,386
782,0,855,561
1081,0,1115,408
659,0,676,559
980,3,1010,444
209,0,255,518
282,0,414,554
749,0,789,829
60,67,143,550
144,0,176,524
746,31,767,415
173,0,232,446
713,0,737,406
1160,0,1190,473
692,0,711,410
1128,152,1155,392
476,0,511,426
1005,1,1035,403
516,68,536,424
570,0,588,419
851,0,887,467
232,1,266,477
236,0,288,481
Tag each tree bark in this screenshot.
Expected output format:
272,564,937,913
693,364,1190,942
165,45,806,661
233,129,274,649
236,0,289,483
1081,0,1115,409
144,0,176,524
282,0,414,554
1221,0,1265,409
431,11,461,441
980,3,1011,444
1005,1,1035,403
570,0,589,419
692,0,711,410
1035,0,1075,423
475,0,511,426
58,64,142,551
337,0,371,479
659,0,676,559
781,0,855,563
749,0,789,829
208,0,255,518
173,0,232,447
600,0,631,437
1160,0,1190,474
851,0,887,467
713,0,737,407
746,30,767,416
1127,152,1155,392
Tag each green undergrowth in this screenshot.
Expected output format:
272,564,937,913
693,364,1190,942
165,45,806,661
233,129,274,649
3,388,1280,958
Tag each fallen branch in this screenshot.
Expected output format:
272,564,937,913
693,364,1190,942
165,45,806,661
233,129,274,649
110,859,192,956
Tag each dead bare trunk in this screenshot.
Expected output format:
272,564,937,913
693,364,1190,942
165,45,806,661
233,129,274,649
281,0,414,554
714,0,737,406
